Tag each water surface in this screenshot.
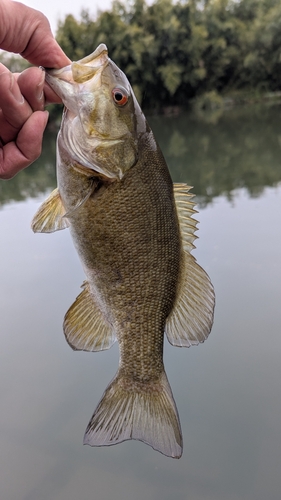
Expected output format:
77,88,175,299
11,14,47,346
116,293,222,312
1,104,281,500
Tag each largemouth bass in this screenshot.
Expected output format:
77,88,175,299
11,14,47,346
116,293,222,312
32,44,215,458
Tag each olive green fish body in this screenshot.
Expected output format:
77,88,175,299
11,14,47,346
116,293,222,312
32,44,215,458
66,139,181,382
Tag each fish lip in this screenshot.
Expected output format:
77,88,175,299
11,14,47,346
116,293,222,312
45,65,72,77
43,43,108,81
44,71,71,102
43,43,109,101
76,43,108,66
44,71,62,84
44,67,73,88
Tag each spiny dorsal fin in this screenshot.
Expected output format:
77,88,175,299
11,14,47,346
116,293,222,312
173,183,198,252
64,281,116,352
31,188,69,233
165,251,215,347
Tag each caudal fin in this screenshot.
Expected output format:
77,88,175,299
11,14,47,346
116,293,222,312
83,371,183,458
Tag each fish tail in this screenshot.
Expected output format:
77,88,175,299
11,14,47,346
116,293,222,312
83,370,183,458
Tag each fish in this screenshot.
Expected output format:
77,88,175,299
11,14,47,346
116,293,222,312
31,43,215,458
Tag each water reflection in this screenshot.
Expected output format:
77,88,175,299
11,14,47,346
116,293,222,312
0,130,57,207
150,103,281,203
1,104,281,500
1,104,281,208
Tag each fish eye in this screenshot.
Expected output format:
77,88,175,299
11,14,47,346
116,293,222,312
112,87,129,106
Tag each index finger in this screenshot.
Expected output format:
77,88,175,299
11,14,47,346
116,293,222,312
16,67,62,108
0,2,70,68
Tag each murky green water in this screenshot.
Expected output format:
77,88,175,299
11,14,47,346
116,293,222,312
1,103,281,500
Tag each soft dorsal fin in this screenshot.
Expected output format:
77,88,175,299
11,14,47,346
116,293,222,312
165,183,215,347
165,251,215,346
31,188,70,233
64,281,117,352
173,183,198,252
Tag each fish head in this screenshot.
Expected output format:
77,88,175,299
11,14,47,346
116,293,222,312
45,44,146,180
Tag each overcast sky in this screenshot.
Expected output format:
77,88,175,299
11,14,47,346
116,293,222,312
22,0,114,33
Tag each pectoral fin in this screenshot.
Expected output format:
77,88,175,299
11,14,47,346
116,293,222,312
31,188,69,233
64,281,116,351
166,183,215,346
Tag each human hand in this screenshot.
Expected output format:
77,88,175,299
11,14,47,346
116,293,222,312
0,65,49,179
0,0,70,179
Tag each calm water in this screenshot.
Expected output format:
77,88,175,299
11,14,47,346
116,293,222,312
1,104,281,500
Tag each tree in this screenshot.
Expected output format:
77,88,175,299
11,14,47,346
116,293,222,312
55,0,281,109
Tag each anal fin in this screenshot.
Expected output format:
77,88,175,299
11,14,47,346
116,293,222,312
64,281,116,351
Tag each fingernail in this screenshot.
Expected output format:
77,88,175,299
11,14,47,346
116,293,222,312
43,110,49,124
36,69,45,102
10,73,24,104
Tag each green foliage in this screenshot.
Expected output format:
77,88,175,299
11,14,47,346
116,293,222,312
0,51,30,72
55,0,281,109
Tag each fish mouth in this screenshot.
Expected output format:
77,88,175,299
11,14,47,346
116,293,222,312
45,44,109,101
47,43,108,79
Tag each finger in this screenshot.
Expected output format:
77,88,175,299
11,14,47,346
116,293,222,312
16,67,45,112
1,3,70,68
16,68,62,110
0,65,33,138
0,111,49,180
